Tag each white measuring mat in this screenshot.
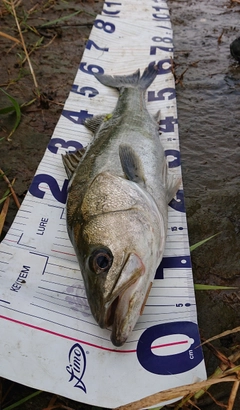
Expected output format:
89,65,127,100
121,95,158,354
0,1,206,408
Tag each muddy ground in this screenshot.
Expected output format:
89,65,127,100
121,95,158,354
0,0,240,409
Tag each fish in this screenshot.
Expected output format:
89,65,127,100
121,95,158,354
62,63,181,347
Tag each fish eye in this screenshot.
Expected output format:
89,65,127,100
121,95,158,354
89,248,113,274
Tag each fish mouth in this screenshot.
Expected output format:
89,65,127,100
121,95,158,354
102,253,146,347
105,295,120,328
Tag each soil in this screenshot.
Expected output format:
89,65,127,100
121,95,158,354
0,0,240,409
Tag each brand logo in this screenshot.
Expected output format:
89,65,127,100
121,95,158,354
66,343,87,393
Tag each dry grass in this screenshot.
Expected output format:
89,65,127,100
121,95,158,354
114,329,240,410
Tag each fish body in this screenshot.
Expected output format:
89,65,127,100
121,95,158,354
62,64,180,346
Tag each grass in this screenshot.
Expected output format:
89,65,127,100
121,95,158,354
3,390,43,410
4,0,39,92
39,10,85,27
191,234,238,291
0,88,21,140
0,89,36,140
0,0,96,140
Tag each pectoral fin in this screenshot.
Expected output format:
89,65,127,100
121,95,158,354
119,144,145,184
166,173,182,204
162,157,182,203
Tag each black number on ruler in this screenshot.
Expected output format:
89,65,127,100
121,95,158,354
48,138,83,154
156,59,172,75
152,6,169,12
165,149,181,168
104,1,121,8
29,175,68,204
86,40,109,52
71,86,99,97
137,321,203,375
159,116,178,133
102,4,121,16
169,190,185,213
150,45,173,54
148,87,175,102
102,10,120,16
152,36,172,43
153,13,170,21
176,303,192,307
79,62,104,76
62,109,93,124
157,26,171,30
94,19,115,33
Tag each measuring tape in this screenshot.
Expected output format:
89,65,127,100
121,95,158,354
0,1,206,407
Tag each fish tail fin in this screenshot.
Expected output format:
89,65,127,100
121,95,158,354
94,62,158,91
138,62,158,90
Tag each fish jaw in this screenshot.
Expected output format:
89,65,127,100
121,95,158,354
93,251,152,347
101,253,146,343
110,274,151,347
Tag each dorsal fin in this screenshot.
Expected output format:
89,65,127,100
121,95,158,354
119,144,145,184
62,147,86,179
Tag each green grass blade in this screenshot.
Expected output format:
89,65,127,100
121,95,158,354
0,88,21,139
194,284,238,290
0,106,16,115
40,10,83,27
3,390,42,410
0,98,35,116
190,233,220,252
0,189,11,204
21,98,36,108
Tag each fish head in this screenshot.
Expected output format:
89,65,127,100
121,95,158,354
71,172,167,346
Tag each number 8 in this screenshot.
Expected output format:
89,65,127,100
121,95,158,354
94,19,115,33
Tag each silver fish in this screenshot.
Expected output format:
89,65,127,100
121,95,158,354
62,63,180,346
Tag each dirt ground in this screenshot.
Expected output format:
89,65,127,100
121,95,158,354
1,0,240,409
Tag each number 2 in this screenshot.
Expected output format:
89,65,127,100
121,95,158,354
29,174,68,204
